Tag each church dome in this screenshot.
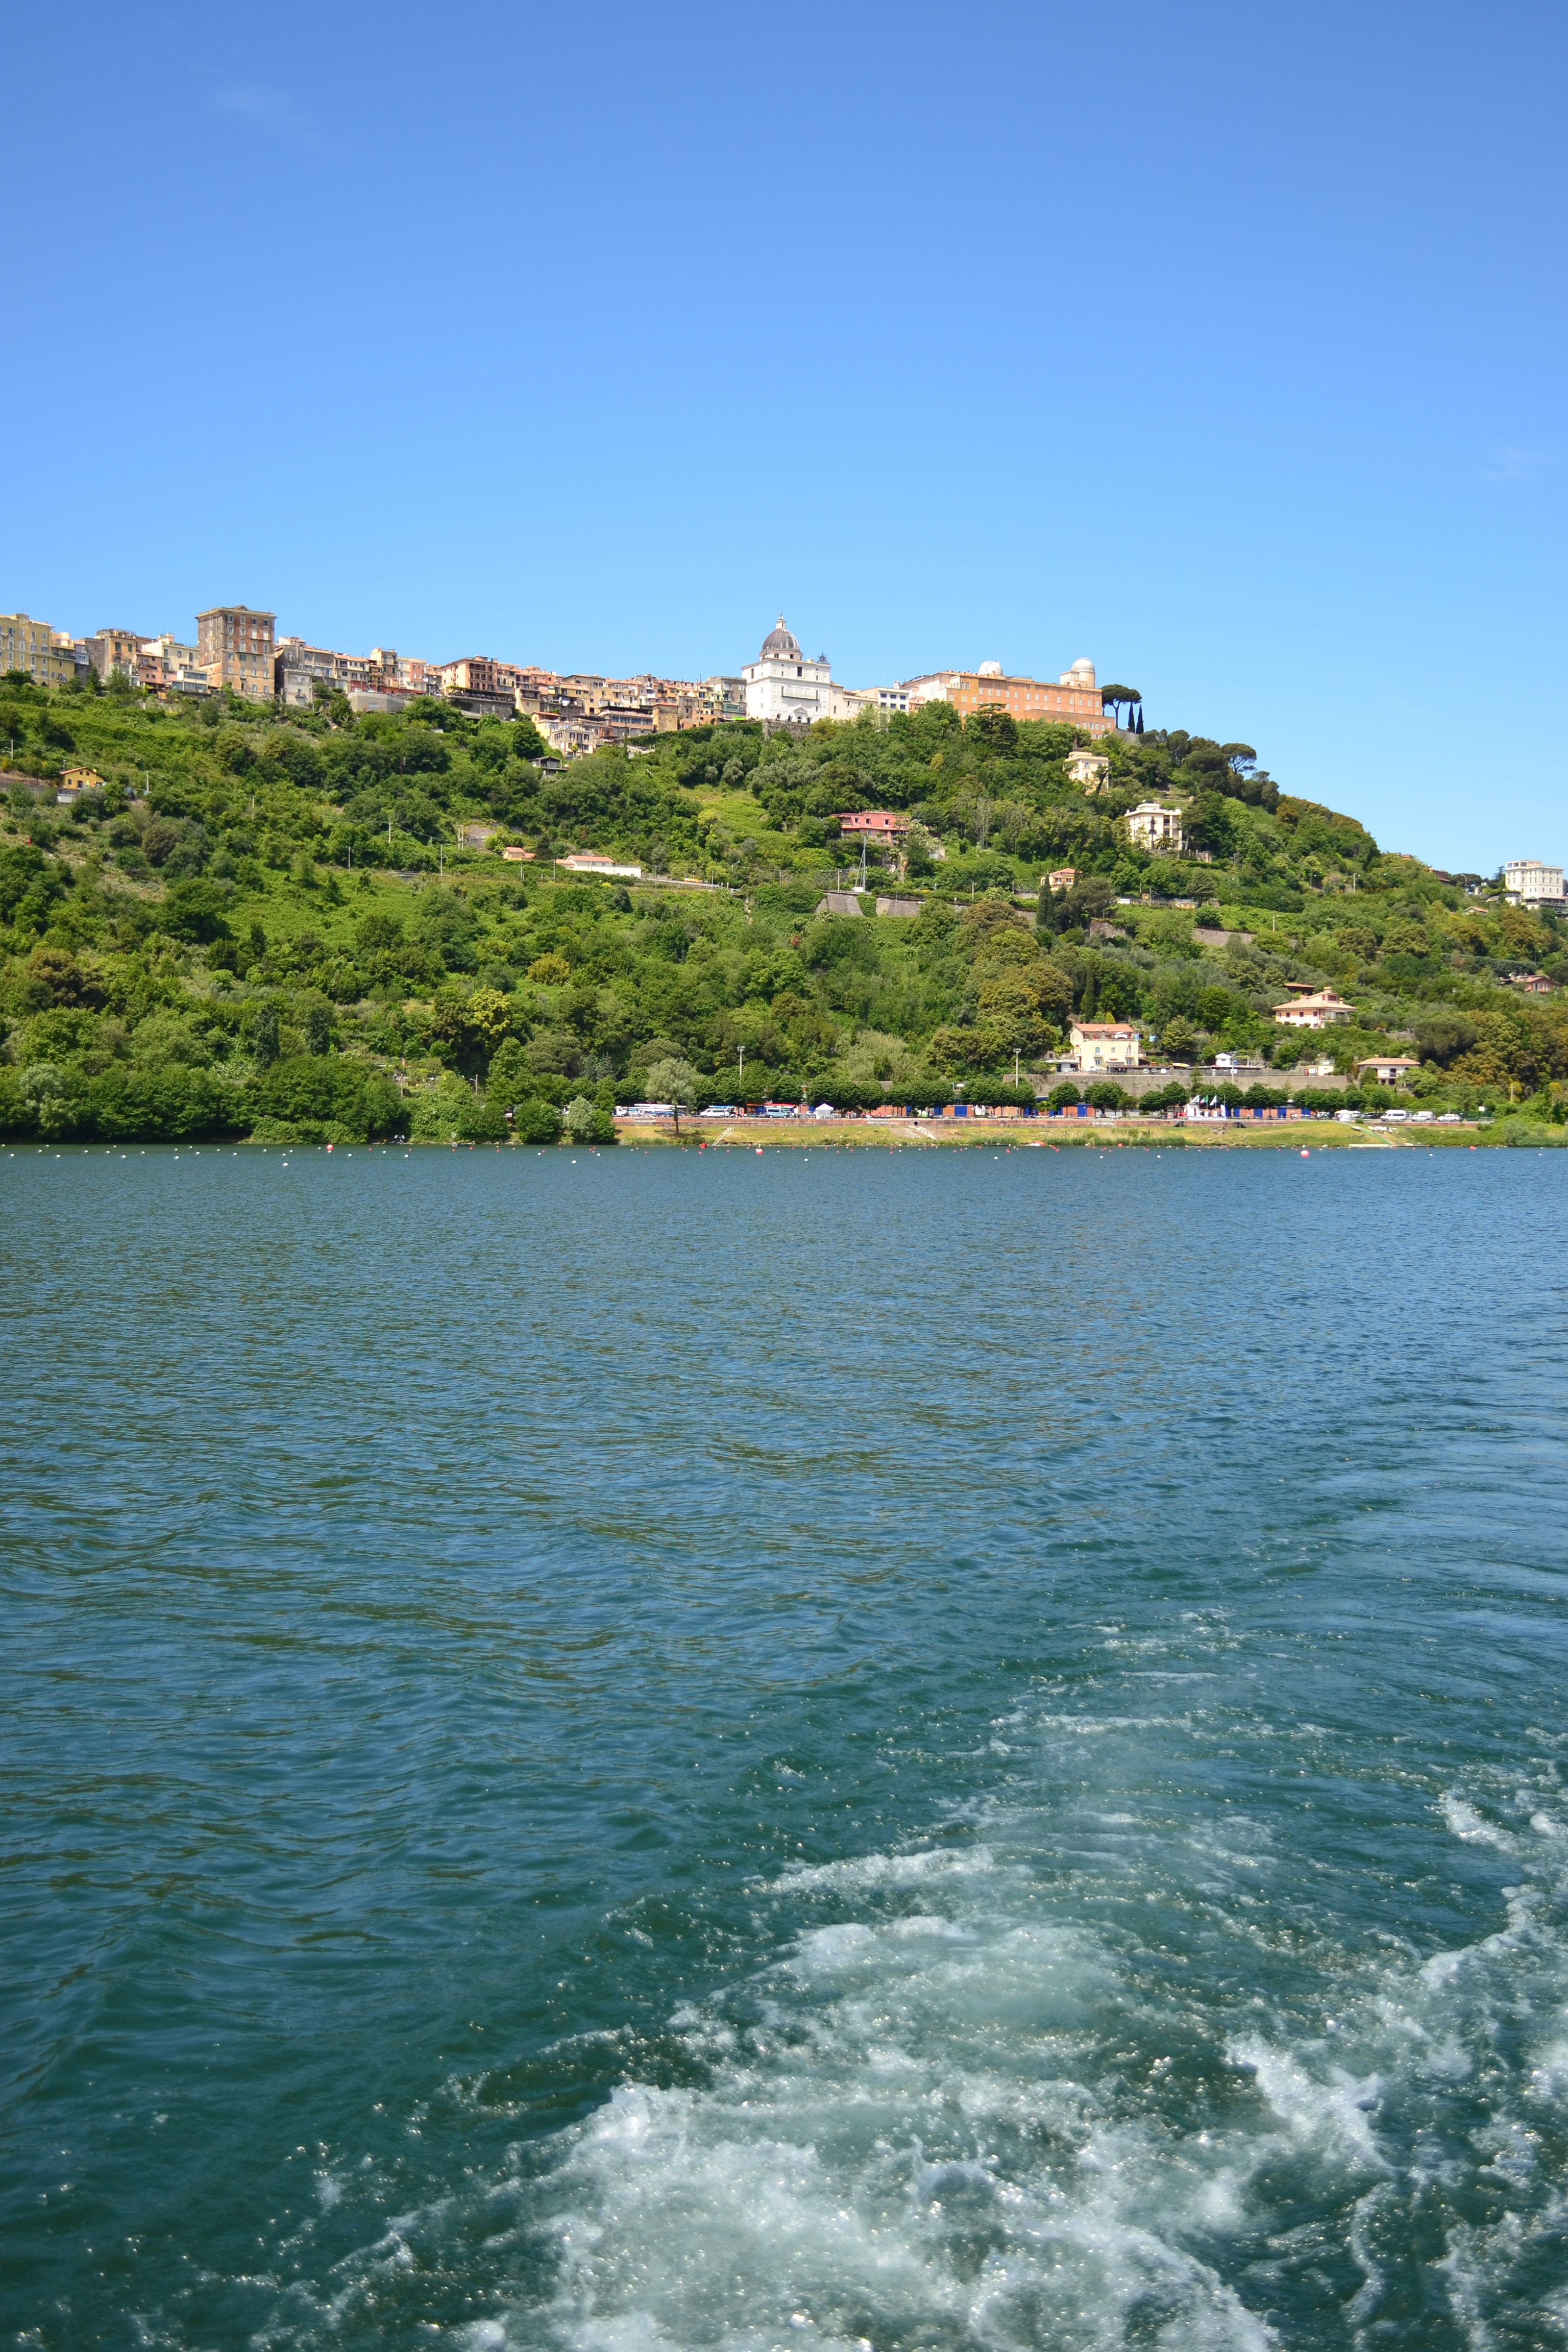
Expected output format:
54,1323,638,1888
761,615,801,659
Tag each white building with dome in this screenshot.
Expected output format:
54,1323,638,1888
742,617,835,725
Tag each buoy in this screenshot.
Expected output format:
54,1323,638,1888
326,1142,334,1153
755,1145,764,1155
1300,1148,1309,1157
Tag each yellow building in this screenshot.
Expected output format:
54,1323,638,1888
0,612,76,688
1069,1021,1142,1071
196,605,276,701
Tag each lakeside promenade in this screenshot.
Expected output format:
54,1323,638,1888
613,1113,1493,1148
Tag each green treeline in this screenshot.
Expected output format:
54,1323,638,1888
3,667,1567,1145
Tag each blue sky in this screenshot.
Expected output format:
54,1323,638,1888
7,0,1562,872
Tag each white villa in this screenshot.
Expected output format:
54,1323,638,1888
1126,801,1186,854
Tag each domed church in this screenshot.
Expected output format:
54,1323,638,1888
742,616,834,724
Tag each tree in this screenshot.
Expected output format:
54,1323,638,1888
1099,684,1141,728
1040,875,1115,935
431,985,512,1071
1048,1080,1082,1110
975,969,1050,1056
1086,1080,1130,1111
302,1000,332,1055
514,1098,562,1144
1097,968,1140,1021
465,987,513,1056
564,1094,615,1143
486,1037,531,1101
645,1055,700,1129
1413,1012,1480,1066
966,707,1018,755
250,1002,280,1068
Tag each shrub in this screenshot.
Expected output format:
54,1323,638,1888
457,1096,509,1142
514,1097,562,1144
244,1054,401,1141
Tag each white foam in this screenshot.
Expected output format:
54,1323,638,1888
1225,2037,1388,2172
258,1734,1568,2352
764,1843,996,1895
1441,1794,1522,1854
502,1869,1288,2352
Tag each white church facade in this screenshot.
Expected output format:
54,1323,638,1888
742,618,836,724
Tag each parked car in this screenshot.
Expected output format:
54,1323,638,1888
1437,1112,1463,1123
1412,1110,1435,1122
1384,1109,1410,1122
1334,1108,1360,1123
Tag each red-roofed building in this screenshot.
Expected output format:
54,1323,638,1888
837,811,910,841
1272,988,1353,1028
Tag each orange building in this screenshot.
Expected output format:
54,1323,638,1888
905,655,1113,736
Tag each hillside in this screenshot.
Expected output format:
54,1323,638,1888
3,670,1565,1143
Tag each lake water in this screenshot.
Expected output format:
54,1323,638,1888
5,1140,1568,2351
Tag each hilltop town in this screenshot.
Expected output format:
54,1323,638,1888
2,601,1566,1146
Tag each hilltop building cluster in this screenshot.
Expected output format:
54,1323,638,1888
0,604,1116,753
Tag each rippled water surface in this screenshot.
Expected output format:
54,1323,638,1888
5,1140,1568,2350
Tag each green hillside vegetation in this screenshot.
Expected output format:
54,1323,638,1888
3,666,1566,1144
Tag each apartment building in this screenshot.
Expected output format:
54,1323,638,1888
1504,858,1565,911
904,656,1113,736
275,638,340,707
440,655,524,719
512,666,562,714
371,648,443,697
197,605,276,701
136,634,208,695
0,612,77,688
274,638,444,708
82,626,144,683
